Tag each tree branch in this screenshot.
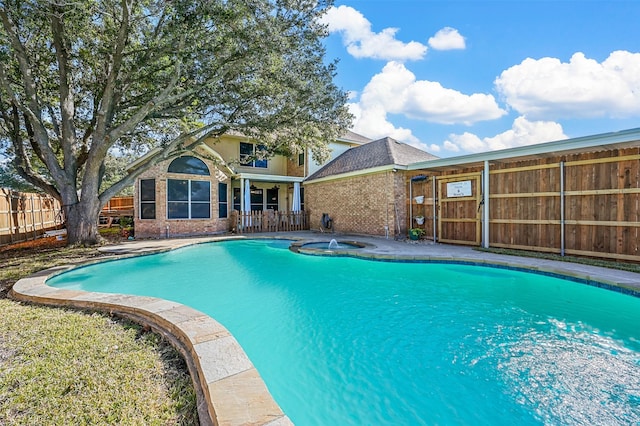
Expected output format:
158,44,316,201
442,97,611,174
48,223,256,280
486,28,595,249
0,9,66,185
50,3,78,175
105,34,186,144
0,101,60,199
98,130,198,203
93,0,132,144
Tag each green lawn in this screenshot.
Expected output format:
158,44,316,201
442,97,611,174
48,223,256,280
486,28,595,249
0,241,198,425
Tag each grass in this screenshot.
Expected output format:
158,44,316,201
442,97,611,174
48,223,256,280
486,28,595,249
0,237,198,425
476,247,640,274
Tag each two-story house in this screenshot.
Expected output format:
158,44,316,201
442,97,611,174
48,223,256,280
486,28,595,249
131,131,371,238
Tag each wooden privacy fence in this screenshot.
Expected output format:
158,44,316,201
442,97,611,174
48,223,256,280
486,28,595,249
231,210,309,234
488,150,639,261
409,147,640,262
101,196,134,215
0,189,64,246
100,196,134,227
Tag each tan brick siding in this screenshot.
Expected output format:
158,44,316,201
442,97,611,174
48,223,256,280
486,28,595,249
304,171,408,237
134,156,231,238
286,155,305,177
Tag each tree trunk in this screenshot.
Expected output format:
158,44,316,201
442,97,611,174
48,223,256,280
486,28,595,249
64,196,102,246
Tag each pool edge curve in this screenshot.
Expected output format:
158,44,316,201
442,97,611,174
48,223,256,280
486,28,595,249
9,234,640,426
10,243,293,426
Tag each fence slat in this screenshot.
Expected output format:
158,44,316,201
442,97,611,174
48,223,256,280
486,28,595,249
233,210,310,234
0,189,64,246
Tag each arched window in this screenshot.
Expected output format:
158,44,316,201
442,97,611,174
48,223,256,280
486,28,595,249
167,156,211,219
168,156,210,175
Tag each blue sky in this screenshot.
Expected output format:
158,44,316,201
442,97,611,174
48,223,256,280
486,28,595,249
321,1,640,157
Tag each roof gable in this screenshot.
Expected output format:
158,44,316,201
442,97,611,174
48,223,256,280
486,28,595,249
306,137,438,181
338,130,373,145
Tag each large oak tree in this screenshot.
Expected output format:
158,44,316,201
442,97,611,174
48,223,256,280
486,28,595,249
0,0,351,245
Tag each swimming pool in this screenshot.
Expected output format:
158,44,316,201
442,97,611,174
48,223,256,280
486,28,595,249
48,239,640,425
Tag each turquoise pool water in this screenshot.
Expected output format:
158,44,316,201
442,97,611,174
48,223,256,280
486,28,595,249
48,239,640,425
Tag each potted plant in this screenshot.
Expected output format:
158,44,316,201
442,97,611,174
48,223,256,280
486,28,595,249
408,227,425,240
119,216,134,239
414,215,425,225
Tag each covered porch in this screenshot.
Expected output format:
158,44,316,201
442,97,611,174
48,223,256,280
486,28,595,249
231,173,309,233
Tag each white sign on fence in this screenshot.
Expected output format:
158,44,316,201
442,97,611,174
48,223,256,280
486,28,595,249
446,180,472,197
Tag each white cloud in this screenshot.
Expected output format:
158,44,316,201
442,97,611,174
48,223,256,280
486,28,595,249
348,102,439,154
348,62,504,154
443,141,460,152
428,27,466,50
495,51,640,119
356,61,506,126
321,6,427,61
442,116,567,153
349,101,420,145
425,143,441,153
346,90,358,101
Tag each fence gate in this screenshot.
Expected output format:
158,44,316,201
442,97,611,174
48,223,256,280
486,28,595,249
437,173,482,245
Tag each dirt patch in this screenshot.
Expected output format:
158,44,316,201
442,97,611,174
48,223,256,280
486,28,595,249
0,233,122,299
0,236,67,253
0,281,12,299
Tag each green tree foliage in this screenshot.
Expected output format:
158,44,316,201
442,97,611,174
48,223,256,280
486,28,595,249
0,0,351,244
0,159,38,192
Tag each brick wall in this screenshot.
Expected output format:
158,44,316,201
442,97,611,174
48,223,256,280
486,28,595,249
304,170,408,237
134,156,231,238
286,154,305,177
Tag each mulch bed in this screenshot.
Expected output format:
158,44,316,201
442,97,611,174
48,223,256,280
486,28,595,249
0,236,67,253
0,232,124,298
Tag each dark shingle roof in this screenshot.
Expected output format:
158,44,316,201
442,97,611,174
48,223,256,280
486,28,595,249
306,137,438,181
338,130,373,144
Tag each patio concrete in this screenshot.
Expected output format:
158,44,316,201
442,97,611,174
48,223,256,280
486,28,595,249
10,232,640,426
98,232,640,294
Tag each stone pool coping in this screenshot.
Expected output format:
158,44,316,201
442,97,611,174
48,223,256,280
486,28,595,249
10,233,640,425
10,235,292,426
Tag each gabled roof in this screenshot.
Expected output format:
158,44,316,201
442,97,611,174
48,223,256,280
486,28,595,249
126,130,372,173
338,130,373,145
306,137,438,181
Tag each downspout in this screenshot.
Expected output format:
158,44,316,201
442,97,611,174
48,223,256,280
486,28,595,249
483,160,490,248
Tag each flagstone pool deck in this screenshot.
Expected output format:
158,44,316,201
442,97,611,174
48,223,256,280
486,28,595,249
11,232,640,426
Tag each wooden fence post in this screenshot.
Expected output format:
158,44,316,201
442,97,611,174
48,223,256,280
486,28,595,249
6,190,14,244
30,194,37,240
0,189,65,247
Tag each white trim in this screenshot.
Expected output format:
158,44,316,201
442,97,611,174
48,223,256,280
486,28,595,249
408,127,640,170
238,173,304,183
304,165,406,184
335,136,369,145
125,147,162,171
198,144,236,176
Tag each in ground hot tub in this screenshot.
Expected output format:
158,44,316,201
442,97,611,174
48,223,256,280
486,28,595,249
290,238,369,255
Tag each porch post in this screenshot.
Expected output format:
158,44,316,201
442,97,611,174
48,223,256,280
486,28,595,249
240,177,245,213
560,161,565,257
483,160,490,248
